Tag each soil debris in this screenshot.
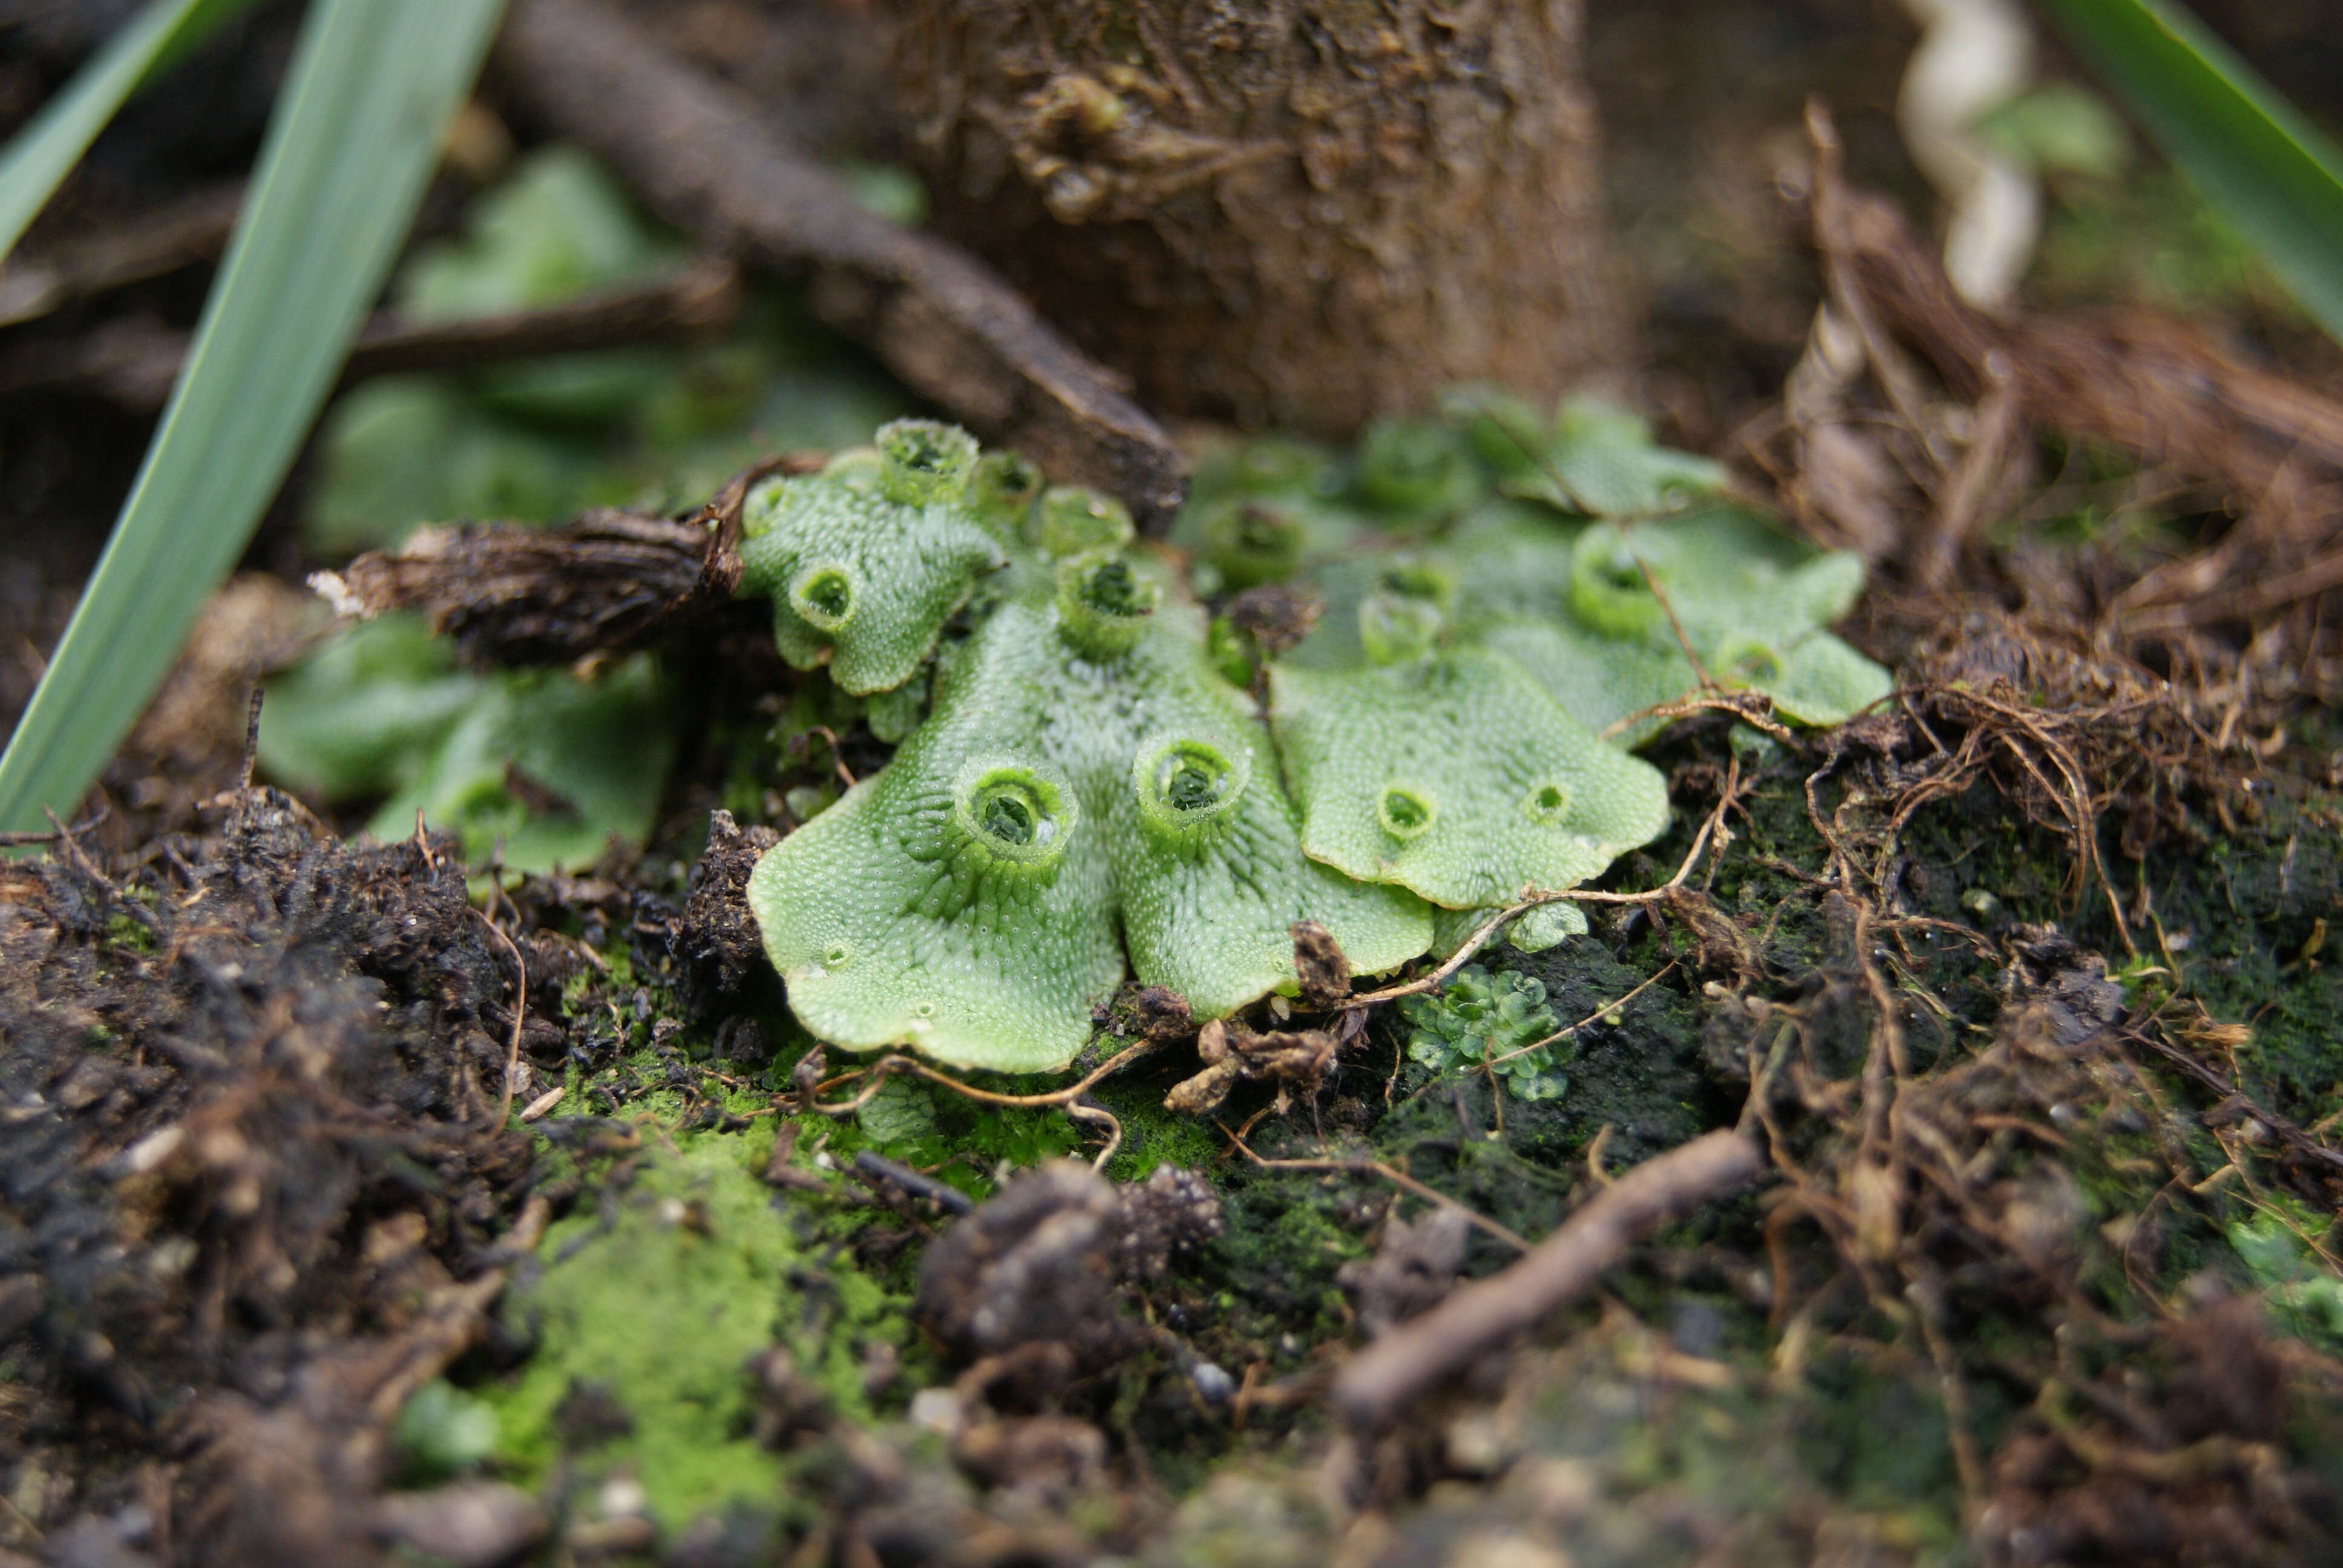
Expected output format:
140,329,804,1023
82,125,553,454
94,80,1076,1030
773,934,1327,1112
1338,1204,1473,1338
1774,104,2343,641
914,1158,1219,1378
672,808,781,1022
0,788,553,1564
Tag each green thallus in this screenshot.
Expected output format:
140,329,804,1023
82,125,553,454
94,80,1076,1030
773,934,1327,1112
740,409,1889,1074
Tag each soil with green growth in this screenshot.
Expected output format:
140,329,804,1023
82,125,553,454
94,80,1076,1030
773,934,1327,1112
11,114,2343,1568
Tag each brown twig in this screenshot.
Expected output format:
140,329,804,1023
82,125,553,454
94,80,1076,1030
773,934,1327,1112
1630,549,1717,691
0,803,109,848
1329,1129,1765,1427
802,725,859,793
44,806,161,938
851,1149,975,1216
1913,379,2020,591
494,0,1185,529
0,260,744,408
1066,1100,1124,1169
237,685,263,794
0,181,243,330
1599,689,1800,745
323,454,808,667
809,1039,1160,1170
2119,1022,2343,1178
354,259,741,375
1348,792,1730,1011
477,912,528,1131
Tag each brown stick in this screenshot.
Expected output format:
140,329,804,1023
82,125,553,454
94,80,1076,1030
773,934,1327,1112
350,258,742,376
493,0,1185,531
0,181,243,330
1329,1129,1764,1428
0,259,744,408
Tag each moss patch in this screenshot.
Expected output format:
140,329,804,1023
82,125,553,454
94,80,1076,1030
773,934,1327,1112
485,1128,910,1530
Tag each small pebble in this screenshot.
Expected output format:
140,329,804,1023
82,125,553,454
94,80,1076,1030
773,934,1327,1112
1188,1360,1236,1404
909,1387,962,1436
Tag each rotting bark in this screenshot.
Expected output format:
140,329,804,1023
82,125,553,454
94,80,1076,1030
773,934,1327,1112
321,456,811,668
889,0,1631,434
494,0,1187,531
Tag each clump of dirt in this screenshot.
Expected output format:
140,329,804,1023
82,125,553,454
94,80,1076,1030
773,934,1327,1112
671,808,779,1022
915,1160,1221,1374
0,790,547,1563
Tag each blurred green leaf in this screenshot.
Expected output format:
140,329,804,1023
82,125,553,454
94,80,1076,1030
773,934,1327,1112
393,1379,500,1482
2032,165,2274,312
364,654,677,873
259,618,678,874
2039,0,2343,344
2229,1212,2343,1354
254,614,484,798
399,145,678,425
834,162,929,228
0,0,508,835
397,146,678,321
0,0,266,264
1498,397,1728,518
1973,83,2134,178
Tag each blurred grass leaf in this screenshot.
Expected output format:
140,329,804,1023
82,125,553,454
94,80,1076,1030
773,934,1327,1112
0,0,507,834
2039,0,2343,344
0,0,267,263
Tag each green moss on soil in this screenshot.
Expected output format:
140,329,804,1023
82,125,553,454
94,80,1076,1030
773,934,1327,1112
485,1128,911,1530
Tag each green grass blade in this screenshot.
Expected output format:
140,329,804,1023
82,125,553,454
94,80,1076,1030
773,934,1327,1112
0,0,508,834
2038,0,2343,344
0,0,267,263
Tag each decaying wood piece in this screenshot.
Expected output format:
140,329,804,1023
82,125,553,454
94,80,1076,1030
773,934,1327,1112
890,0,1630,435
495,0,1186,530
322,458,808,668
1329,1129,1764,1428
